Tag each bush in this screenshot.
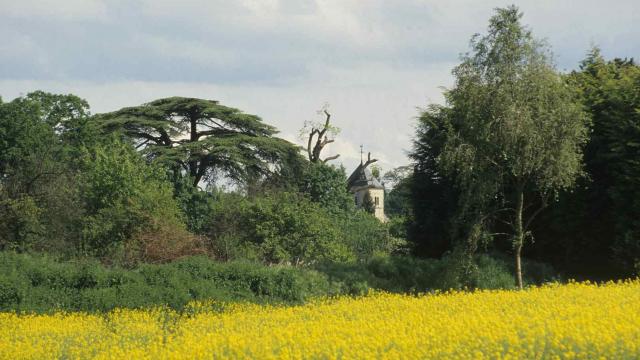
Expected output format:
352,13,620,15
298,163,353,212
316,252,558,295
123,218,206,266
0,279,22,310
315,255,449,295
0,251,558,313
336,210,398,261
207,191,354,264
0,252,336,313
78,139,192,263
472,255,516,289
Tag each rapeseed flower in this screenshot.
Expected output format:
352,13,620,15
1,280,638,359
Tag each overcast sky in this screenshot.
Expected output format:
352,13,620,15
1,0,638,172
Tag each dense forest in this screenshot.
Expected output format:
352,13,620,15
0,6,638,311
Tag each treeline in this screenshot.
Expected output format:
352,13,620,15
387,7,640,281
0,5,638,303
0,94,397,267
0,251,556,313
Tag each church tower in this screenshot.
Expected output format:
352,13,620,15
347,150,386,222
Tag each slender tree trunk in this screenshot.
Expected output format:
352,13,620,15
514,183,525,289
189,116,200,186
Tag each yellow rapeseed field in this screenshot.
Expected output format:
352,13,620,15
1,280,639,359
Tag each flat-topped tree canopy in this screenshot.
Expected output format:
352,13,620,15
94,97,300,186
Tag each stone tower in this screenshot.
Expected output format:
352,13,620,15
347,161,386,222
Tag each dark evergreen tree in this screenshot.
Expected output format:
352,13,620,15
534,49,640,277
94,97,300,187
408,106,460,258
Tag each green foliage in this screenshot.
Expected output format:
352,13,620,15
0,195,43,251
0,95,60,175
298,162,353,212
0,92,197,262
533,50,640,277
206,188,396,265
172,175,217,234
387,215,408,240
0,252,336,313
408,107,459,257
420,6,589,287
78,138,188,260
294,161,397,261
336,209,398,260
23,91,90,126
369,164,381,179
0,251,547,313
315,255,448,294
206,192,252,260
0,92,87,252
575,51,640,275
315,252,550,295
245,192,352,264
208,191,353,264
94,97,299,187
440,5,588,217
383,166,413,218
361,191,376,214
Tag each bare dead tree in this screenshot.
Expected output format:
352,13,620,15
306,110,340,163
362,151,378,168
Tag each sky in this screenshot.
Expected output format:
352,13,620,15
1,0,638,172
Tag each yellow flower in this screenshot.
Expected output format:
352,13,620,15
0,280,639,359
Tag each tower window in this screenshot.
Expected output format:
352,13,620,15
375,197,379,206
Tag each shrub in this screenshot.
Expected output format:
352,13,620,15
207,191,354,264
473,255,516,289
0,252,335,313
78,139,190,262
316,252,556,295
336,210,397,261
0,279,21,310
315,255,448,294
123,218,206,266
298,163,353,213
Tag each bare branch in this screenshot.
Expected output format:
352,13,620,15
320,137,334,146
306,110,339,163
322,154,340,163
362,152,378,168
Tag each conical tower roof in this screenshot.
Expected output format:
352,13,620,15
347,163,384,190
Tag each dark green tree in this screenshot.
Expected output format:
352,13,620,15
95,97,300,187
577,53,640,275
408,106,459,258
527,51,640,278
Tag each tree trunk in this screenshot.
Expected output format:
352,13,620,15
514,184,525,290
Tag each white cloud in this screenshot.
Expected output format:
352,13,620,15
1,0,638,171
1,0,108,21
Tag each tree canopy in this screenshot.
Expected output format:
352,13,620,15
421,6,589,287
95,97,300,186
533,49,640,276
